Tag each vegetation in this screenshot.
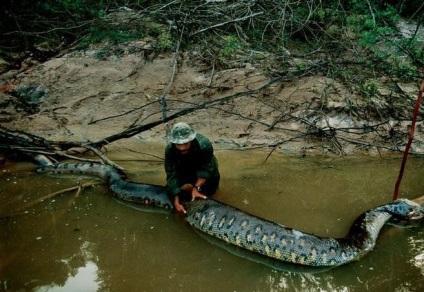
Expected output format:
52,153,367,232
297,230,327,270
0,0,424,157
1,1,423,150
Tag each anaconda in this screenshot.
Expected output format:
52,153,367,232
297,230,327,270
38,162,173,209
37,162,424,267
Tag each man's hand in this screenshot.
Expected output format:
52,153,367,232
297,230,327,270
191,187,207,201
173,195,186,214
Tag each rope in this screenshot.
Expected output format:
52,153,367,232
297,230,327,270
393,79,424,200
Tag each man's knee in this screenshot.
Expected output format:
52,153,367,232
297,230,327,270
201,178,220,196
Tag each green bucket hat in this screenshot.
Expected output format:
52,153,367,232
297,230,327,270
168,122,197,144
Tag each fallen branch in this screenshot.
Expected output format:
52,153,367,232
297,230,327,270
94,65,320,147
82,144,124,170
1,64,321,158
22,181,99,210
88,101,159,125
0,181,100,218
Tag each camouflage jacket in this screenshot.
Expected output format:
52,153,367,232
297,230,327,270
164,134,219,197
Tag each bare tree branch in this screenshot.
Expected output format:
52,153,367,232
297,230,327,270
191,11,264,36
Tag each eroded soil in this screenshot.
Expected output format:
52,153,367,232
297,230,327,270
1,40,423,157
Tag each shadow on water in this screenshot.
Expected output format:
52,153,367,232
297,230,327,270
0,146,424,291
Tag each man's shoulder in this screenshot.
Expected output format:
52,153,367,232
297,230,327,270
195,134,212,149
165,143,174,155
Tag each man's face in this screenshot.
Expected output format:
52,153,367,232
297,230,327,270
175,142,192,155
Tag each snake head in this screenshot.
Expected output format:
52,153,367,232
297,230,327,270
385,199,424,226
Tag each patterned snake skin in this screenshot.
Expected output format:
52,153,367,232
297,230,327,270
37,162,424,267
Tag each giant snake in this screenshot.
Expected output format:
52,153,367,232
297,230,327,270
37,162,424,267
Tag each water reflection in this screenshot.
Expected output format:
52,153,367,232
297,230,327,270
36,259,99,292
1,148,424,291
409,230,424,276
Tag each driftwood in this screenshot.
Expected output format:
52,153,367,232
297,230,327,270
0,181,99,218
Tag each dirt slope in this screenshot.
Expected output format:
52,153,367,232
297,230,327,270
1,40,423,156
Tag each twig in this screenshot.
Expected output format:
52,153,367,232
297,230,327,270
82,144,124,170
160,24,185,135
268,112,286,130
261,147,276,164
365,0,376,27
117,53,145,81
75,183,83,198
88,101,160,124
160,40,181,101
55,150,101,163
27,181,99,208
1,181,100,218
150,0,181,13
191,11,264,36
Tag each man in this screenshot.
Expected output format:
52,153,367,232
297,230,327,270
164,122,220,214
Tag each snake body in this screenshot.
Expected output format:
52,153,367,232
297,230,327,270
37,162,424,267
38,162,173,209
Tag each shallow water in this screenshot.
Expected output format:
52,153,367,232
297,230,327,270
1,146,423,292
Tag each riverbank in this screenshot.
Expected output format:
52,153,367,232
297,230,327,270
1,36,423,158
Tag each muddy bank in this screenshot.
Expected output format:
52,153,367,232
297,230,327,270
1,40,423,157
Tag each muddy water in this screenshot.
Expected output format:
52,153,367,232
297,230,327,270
1,146,423,292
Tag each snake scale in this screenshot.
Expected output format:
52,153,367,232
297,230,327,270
37,162,424,267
